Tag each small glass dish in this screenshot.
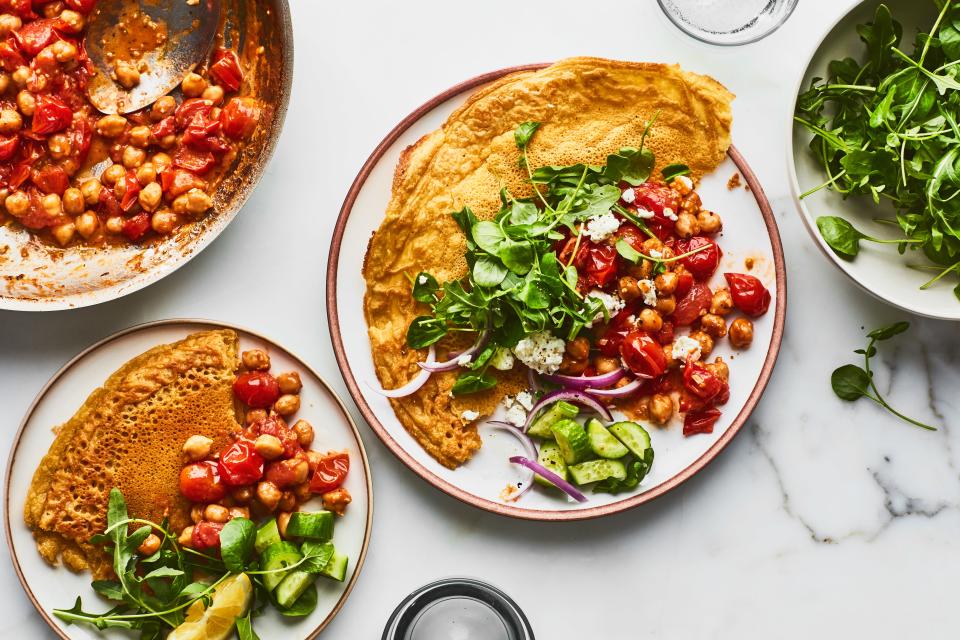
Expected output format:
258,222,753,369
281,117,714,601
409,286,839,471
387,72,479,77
382,578,535,640
657,0,798,46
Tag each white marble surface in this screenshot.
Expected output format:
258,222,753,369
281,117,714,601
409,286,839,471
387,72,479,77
1,0,958,637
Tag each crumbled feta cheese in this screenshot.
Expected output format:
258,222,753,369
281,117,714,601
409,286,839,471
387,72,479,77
676,175,693,190
584,289,625,327
461,409,480,421
418,275,428,285
649,249,663,259
515,390,535,411
638,279,657,307
504,402,528,427
663,207,678,221
490,347,515,371
672,336,702,363
621,187,636,203
512,331,565,374
634,207,655,219
456,354,473,367
585,211,620,242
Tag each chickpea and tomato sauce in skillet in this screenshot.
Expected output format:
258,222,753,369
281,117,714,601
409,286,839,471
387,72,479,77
0,0,261,247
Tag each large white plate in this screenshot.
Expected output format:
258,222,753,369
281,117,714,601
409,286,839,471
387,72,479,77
789,0,959,319
328,65,786,521
4,320,372,639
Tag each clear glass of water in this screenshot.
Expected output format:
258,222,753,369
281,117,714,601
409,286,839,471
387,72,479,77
657,0,798,45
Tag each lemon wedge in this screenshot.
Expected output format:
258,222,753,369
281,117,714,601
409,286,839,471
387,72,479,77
167,573,253,640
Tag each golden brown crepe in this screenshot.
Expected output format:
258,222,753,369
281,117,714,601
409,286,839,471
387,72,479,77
363,58,734,469
24,329,242,579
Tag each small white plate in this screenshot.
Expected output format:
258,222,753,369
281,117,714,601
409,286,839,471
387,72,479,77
788,0,959,319
4,319,372,639
327,65,787,521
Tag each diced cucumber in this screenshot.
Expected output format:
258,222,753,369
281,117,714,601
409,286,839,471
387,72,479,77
261,541,302,592
568,459,627,485
609,421,652,461
534,441,568,488
255,518,281,554
319,552,348,582
527,401,578,439
586,419,629,459
275,570,318,609
550,419,591,465
286,511,334,542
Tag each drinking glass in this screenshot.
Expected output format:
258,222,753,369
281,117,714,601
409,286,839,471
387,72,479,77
657,0,798,45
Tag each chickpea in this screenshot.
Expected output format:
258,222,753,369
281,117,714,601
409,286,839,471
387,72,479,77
558,354,588,376
128,125,152,148
11,66,28,89
246,408,267,425
305,450,323,473
292,420,314,448
293,482,312,502
0,108,21,134
113,177,126,198
60,187,83,215
277,511,292,538
323,488,352,516
593,356,620,374
690,330,714,357
680,191,702,215
618,275,641,302
642,238,664,254
182,188,212,214
0,72,10,94
204,504,230,523
231,486,254,504
707,357,730,382
4,191,29,217
698,209,722,234
42,193,62,216
80,178,103,205
178,526,194,547
273,394,300,416
114,59,140,89
52,222,75,246
138,182,163,212
0,15,20,38
137,533,161,556
202,85,225,104
638,308,663,332
151,96,177,121
122,145,146,168
254,434,284,460
75,211,98,239
58,9,84,32
190,504,205,524
182,434,213,461
276,371,302,394
242,348,270,370
565,336,590,361
42,1,64,18
278,491,296,512
151,210,177,234
710,288,734,316
674,212,700,238
649,393,674,425
180,72,206,97
51,40,77,63
16,90,35,117
729,318,754,349
47,133,71,160
96,114,127,138
229,506,250,520
699,313,727,338
655,295,676,316
152,152,173,170
653,271,678,296
626,259,654,280
256,481,282,511
136,162,156,185
105,216,124,234
671,175,694,196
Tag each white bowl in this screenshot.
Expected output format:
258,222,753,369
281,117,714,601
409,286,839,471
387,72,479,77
788,0,959,320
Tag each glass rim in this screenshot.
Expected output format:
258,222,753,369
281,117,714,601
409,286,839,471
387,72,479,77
656,0,799,47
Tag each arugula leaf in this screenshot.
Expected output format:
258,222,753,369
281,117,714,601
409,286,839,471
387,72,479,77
472,255,508,287
661,163,690,182
603,147,654,186
406,316,447,348
867,320,909,341
514,121,541,148
219,518,256,573
615,238,643,264
451,207,478,249
452,371,497,395
411,272,439,303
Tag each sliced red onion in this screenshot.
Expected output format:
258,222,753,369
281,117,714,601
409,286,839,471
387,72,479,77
487,421,537,500
527,367,541,392
418,329,491,373
509,456,587,503
543,367,625,390
584,378,644,397
368,346,436,398
523,389,613,432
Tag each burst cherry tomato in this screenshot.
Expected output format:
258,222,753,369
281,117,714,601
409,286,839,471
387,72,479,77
674,270,694,298
0,134,18,161
151,116,176,139
724,273,771,317
191,521,224,550
218,440,264,486
596,301,640,357
13,18,60,56
32,95,73,135
683,408,722,437
616,223,646,251
31,164,68,194
683,361,729,404
233,371,280,408
580,242,618,289
209,48,243,92
119,169,140,211
676,236,721,281
630,182,680,240
0,38,25,71
672,282,712,326
619,330,667,378
219,97,260,140
309,452,350,494
179,460,226,502
174,98,214,128
122,212,150,241
159,167,206,197
174,146,216,174
182,114,228,153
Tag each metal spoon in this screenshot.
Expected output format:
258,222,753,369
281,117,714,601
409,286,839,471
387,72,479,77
84,0,222,115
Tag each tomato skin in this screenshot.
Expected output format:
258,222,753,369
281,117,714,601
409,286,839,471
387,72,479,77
64,0,96,14
119,169,140,211
309,452,350,494
724,273,771,317
676,236,722,281
631,182,680,240
151,115,175,139
182,114,228,153
0,134,17,161
580,242,618,290
655,320,674,346
683,408,722,437
31,95,72,135
31,164,68,194
255,414,301,458
174,146,215,174
683,361,728,404
0,38,24,71
121,212,150,241
672,282,712,326
209,48,243,92
13,18,60,56
219,97,259,139
233,371,280,408
191,521,224,550
619,330,667,378
179,460,226,502
174,98,213,128
674,270,694,298
596,301,640,357
616,222,647,251
217,440,265,486
159,167,206,197
98,185,121,217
